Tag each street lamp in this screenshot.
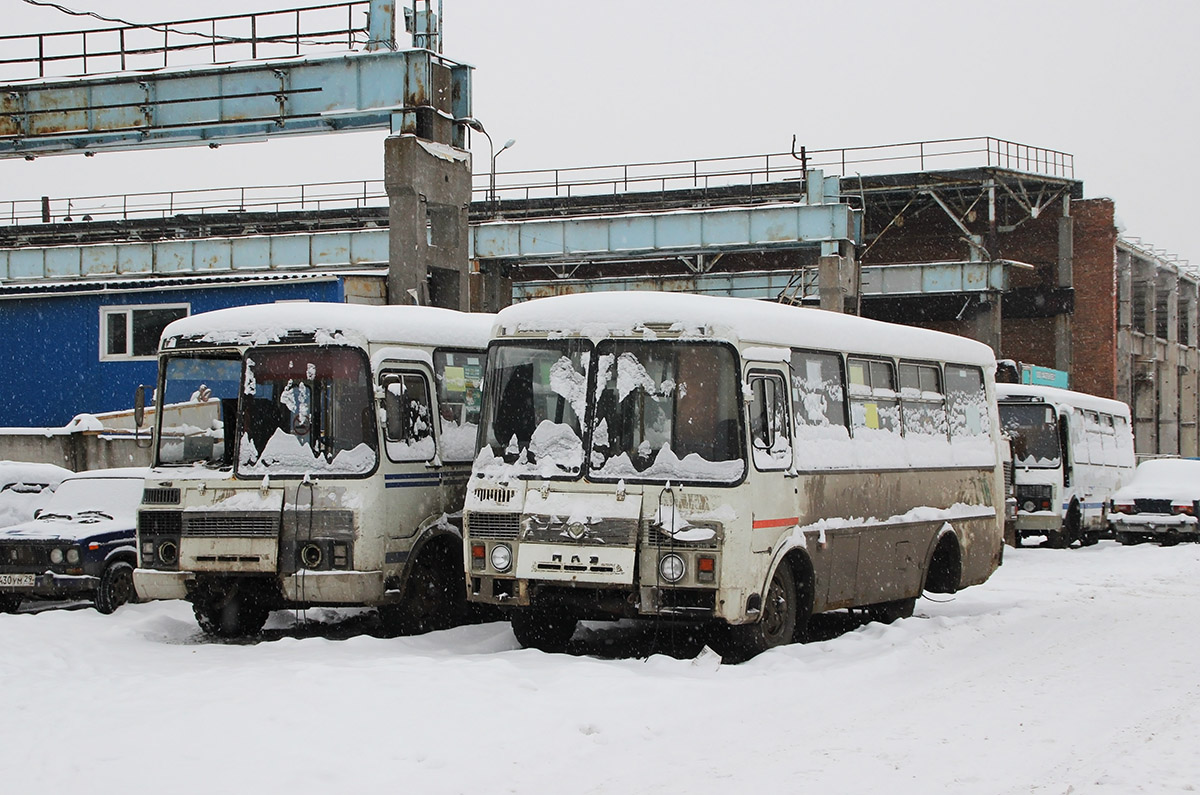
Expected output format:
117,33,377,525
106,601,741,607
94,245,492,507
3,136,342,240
460,118,516,204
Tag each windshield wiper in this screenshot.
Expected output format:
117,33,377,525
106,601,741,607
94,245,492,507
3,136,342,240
77,510,113,520
38,512,72,521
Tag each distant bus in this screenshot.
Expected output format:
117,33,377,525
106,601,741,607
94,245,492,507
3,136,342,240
133,302,492,636
463,292,1005,659
997,384,1135,547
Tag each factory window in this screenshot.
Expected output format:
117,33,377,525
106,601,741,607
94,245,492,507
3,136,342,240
100,304,189,361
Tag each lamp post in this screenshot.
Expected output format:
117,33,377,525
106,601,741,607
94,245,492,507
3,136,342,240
461,118,515,205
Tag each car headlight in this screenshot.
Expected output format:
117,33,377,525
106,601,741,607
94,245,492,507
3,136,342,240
66,548,80,564
490,543,512,573
49,548,64,564
658,553,686,583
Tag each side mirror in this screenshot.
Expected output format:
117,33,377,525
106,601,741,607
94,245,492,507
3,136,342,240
134,385,147,429
134,385,153,450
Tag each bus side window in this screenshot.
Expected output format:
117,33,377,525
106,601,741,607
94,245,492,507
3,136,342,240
382,372,435,463
433,349,485,463
899,362,948,439
748,372,791,471
945,364,990,439
848,357,900,434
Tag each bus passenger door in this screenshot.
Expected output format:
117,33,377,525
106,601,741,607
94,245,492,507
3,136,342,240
378,365,443,545
746,369,800,555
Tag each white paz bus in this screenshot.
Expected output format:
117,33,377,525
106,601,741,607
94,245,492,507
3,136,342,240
463,292,1005,658
133,302,492,636
996,383,1135,547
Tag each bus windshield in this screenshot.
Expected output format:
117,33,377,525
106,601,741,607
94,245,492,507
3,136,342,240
999,402,1061,468
156,353,242,468
237,347,378,476
588,341,743,483
478,341,590,478
477,339,744,484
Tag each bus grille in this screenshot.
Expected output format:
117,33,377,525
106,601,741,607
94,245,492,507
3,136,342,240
525,516,637,545
473,486,517,504
468,512,520,540
182,512,279,537
138,511,182,535
142,488,181,505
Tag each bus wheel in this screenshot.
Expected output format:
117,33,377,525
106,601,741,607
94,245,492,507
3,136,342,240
95,561,135,615
720,563,799,661
511,608,576,653
193,589,270,638
0,594,21,613
867,597,916,624
380,545,467,635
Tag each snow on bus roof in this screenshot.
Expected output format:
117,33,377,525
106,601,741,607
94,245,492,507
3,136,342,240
162,302,494,350
495,292,995,366
996,383,1131,416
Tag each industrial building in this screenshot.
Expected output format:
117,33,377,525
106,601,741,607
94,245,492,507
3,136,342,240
0,2,1195,462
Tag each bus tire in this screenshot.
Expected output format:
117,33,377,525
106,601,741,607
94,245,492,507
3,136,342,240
95,560,135,615
720,562,800,661
193,588,270,638
867,597,916,624
379,541,467,635
924,534,962,594
0,593,21,613
511,608,576,653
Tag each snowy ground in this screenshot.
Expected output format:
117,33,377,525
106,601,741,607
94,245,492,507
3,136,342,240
2,542,1197,794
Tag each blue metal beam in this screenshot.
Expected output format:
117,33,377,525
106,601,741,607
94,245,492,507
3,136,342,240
471,200,859,262
0,48,471,158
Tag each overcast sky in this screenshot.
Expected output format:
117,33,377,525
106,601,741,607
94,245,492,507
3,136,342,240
3,0,1198,264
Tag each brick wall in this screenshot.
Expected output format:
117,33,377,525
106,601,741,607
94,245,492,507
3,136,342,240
1070,199,1119,398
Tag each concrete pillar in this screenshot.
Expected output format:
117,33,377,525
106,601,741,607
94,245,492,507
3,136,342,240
470,262,514,313
383,134,472,310
818,248,859,314
1054,204,1073,375
1160,276,1181,454
969,293,1002,355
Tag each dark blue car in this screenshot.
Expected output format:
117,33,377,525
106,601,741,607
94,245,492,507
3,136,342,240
0,468,147,614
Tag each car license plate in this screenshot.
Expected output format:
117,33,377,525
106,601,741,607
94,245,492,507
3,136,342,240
0,573,35,587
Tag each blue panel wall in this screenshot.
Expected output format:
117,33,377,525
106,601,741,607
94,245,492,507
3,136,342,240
0,280,344,427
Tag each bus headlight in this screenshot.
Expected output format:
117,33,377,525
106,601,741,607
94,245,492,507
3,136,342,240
658,553,686,583
490,543,513,573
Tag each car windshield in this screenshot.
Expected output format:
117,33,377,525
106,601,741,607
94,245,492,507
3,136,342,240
40,478,143,524
1000,402,1061,468
476,339,744,484
237,346,378,476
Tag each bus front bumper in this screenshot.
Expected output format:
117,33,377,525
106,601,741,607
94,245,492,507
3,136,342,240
134,568,386,604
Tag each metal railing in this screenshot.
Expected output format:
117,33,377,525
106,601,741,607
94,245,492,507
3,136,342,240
0,136,1075,227
484,136,1074,204
0,2,374,81
2,179,390,226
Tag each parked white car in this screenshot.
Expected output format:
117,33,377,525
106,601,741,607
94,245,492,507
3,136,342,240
1109,458,1200,545
0,461,73,529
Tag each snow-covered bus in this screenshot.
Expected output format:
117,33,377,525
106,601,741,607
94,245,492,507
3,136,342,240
463,292,1005,658
133,303,492,636
997,384,1135,547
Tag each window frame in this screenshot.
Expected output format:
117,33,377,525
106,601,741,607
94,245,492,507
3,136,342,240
747,369,792,472
380,368,437,464
99,303,190,362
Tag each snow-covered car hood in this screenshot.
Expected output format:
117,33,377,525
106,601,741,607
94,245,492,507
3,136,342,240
1111,459,1200,505
0,515,130,543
